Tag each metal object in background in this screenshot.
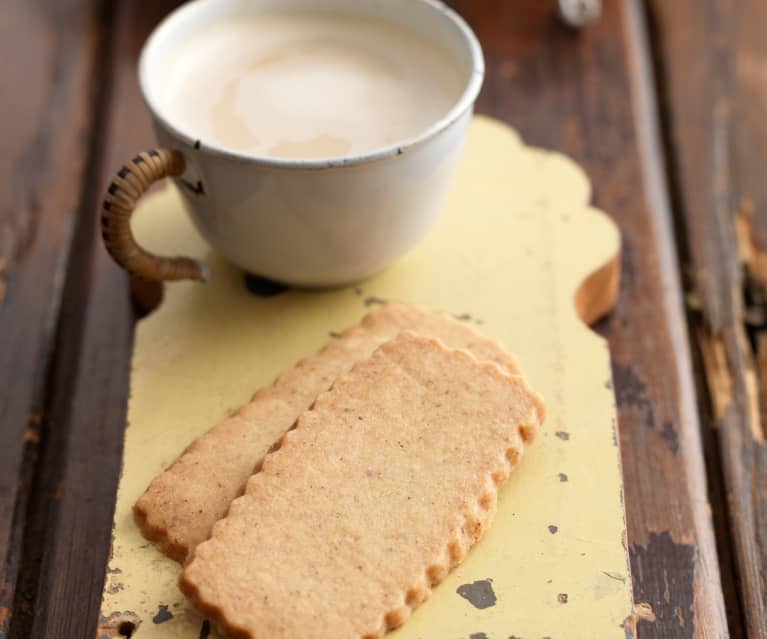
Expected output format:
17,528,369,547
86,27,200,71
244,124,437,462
558,0,602,27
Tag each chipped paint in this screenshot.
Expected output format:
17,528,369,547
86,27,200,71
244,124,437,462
97,611,141,638
622,602,656,639
630,532,692,638
457,579,497,609
152,604,173,624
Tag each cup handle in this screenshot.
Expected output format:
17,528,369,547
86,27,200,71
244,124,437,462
101,148,210,282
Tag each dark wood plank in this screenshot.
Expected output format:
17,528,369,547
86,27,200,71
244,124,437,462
648,0,767,635
446,0,730,636
0,0,105,634
9,1,179,638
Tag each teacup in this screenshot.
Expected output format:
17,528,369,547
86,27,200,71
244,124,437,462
101,0,484,287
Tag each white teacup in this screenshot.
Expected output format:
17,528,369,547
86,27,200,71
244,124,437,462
101,0,484,287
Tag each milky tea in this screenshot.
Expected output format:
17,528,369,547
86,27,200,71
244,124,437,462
161,12,465,160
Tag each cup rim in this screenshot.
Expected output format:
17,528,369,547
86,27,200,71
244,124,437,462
138,0,484,169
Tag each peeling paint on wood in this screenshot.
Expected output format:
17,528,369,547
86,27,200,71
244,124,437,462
621,602,656,639
151,604,172,624
630,532,694,638
457,579,497,610
97,611,141,638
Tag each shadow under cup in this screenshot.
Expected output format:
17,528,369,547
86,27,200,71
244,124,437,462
101,0,484,287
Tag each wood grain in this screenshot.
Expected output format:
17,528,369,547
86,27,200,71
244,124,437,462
649,0,767,635
446,0,729,636
8,1,177,638
0,0,104,634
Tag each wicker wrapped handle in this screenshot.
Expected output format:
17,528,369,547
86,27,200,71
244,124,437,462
101,149,210,282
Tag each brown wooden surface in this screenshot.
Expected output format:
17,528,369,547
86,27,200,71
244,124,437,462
648,0,767,636
0,0,105,635
0,0,760,637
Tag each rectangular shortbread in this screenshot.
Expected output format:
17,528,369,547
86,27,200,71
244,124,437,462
180,332,544,639
134,303,523,561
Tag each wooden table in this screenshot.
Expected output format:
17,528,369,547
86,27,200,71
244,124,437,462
0,1,762,637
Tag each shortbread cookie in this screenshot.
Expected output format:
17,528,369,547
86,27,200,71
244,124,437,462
180,332,544,639
135,303,523,561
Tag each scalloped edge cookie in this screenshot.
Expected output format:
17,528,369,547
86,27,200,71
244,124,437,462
134,303,524,562
180,332,544,639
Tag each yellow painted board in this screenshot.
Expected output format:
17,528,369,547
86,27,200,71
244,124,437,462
99,116,632,639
